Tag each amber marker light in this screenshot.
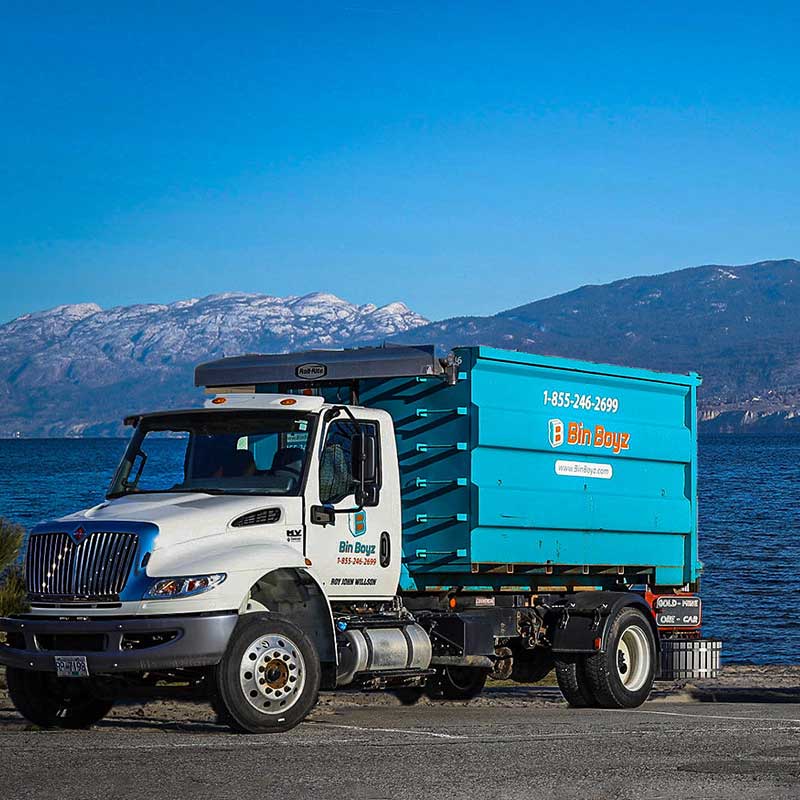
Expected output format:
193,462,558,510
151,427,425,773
212,397,227,404
280,398,297,406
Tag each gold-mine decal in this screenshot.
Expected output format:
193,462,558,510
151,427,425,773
548,418,630,454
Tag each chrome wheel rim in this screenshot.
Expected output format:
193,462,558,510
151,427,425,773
239,633,305,715
616,626,650,692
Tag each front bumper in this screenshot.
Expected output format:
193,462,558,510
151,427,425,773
0,612,238,673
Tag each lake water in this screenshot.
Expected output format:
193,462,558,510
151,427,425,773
0,437,798,664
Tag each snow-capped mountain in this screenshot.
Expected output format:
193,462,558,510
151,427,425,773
5,260,800,436
0,292,428,436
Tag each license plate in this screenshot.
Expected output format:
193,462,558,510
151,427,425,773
654,595,702,628
54,655,90,678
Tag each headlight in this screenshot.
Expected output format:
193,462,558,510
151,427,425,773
144,574,227,599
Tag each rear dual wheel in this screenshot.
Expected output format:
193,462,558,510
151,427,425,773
556,607,656,709
555,656,597,708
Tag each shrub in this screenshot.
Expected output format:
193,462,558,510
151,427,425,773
0,518,27,617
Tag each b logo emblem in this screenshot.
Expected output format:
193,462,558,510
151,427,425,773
349,510,367,537
548,419,565,448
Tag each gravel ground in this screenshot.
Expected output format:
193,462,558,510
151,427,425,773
3,666,800,799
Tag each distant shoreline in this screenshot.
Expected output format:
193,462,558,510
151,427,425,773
3,432,800,441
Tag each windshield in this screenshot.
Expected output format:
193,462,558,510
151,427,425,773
108,410,316,498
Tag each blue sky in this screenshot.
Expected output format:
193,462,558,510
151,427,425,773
2,2,799,323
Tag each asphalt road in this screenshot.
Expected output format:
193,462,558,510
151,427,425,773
3,685,800,800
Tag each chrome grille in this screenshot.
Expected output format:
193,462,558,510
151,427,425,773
25,532,138,600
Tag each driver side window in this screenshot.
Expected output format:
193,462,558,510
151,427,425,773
319,420,378,505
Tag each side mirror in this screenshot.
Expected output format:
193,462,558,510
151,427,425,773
355,484,379,508
352,431,379,506
310,505,336,527
123,449,147,491
352,432,378,485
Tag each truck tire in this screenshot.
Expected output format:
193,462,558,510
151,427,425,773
208,683,234,726
554,656,597,707
213,612,320,734
584,606,656,709
6,668,113,729
426,666,488,701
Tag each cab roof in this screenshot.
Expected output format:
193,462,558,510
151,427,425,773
123,393,325,426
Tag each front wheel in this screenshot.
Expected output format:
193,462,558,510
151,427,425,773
584,607,656,709
213,613,320,733
6,669,113,729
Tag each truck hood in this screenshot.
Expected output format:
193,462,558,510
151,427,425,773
59,492,296,549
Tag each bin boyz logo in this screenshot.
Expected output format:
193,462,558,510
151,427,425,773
547,418,631,455
348,509,367,537
548,419,565,448
339,510,376,557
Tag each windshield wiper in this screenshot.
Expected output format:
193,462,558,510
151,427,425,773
167,487,228,495
106,487,227,499
170,487,287,496
107,487,283,499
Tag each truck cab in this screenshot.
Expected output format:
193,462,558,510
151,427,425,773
105,393,403,609
0,345,721,733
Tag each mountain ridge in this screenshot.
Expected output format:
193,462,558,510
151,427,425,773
4,260,800,436
0,291,428,436
387,259,800,434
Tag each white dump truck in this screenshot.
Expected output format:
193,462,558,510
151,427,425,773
0,346,719,732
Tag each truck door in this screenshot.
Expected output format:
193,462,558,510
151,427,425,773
305,415,400,599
